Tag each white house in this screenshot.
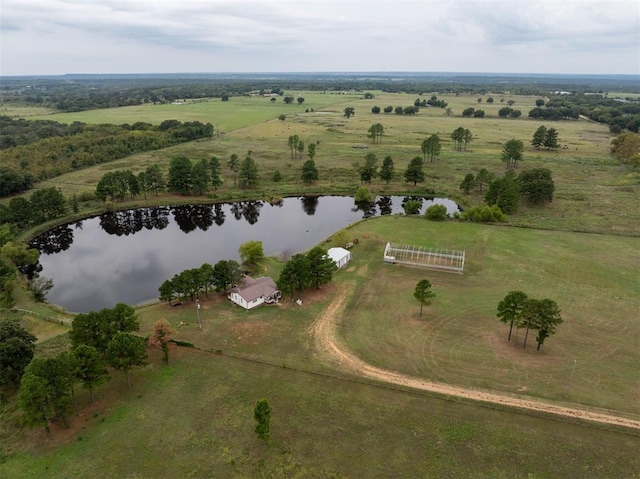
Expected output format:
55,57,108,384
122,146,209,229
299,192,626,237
227,276,281,310
328,247,351,269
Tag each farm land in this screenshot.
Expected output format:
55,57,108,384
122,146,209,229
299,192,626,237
1,88,639,477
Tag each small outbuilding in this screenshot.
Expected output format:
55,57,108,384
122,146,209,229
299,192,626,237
328,247,351,269
228,276,281,310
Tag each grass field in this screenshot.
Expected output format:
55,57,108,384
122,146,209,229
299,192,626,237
24,91,639,236
1,347,638,478
1,91,639,477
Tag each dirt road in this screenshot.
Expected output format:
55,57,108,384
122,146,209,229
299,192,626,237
310,285,640,431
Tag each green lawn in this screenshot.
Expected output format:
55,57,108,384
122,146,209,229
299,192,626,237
1,348,638,478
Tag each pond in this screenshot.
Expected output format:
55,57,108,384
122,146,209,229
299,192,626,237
30,196,460,313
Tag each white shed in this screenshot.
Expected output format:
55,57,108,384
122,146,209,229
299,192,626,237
328,247,351,269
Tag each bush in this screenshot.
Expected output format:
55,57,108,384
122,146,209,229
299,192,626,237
425,204,447,221
403,199,422,215
461,205,506,223
354,186,373,202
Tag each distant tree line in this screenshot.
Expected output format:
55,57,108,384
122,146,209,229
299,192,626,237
0,119,213,193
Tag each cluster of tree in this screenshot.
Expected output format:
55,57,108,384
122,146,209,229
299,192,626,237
14,304,148,437
0,167,35,197
460,204,507,223
394,106,419,115
426,95,448,108
158,260,244,305
497,291,563,350
610,132,639,166
0,225,42,307
497,107,522,118
166,156,224,195
367,123,384,143
0,116,86,150
421,134,442,163
531,126,559,149
528,107,579,121
277,246,338,299
462,107,485,118
287,135,306,159
0,187,68,229
451,127,473,151
482,168,555,214
0,120,213,184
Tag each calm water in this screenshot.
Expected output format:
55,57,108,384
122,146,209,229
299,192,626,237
31,196,459,312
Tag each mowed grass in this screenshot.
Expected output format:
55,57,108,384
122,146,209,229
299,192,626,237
330,216,640,414
30,91,639,236
1,347,638,478
124,215,639,416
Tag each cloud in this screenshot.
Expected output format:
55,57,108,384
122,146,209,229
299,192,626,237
1,0,638,74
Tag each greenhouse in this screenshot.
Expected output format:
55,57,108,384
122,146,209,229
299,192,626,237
383,242,465,274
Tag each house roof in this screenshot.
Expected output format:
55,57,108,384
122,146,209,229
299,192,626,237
328,247,350,262
230,276,279,302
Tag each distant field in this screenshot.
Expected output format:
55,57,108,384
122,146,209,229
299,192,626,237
30,92,638,235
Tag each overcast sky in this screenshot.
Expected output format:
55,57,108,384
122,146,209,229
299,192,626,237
1,0,638,76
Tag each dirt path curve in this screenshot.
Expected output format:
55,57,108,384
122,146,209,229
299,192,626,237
310,284,640,431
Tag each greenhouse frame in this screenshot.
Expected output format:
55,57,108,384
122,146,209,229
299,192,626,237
383,242,465,274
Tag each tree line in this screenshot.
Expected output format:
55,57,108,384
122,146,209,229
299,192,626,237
0,119,213,195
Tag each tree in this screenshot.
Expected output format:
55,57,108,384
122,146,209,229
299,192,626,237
254,398,271,442
148,319,175,365
462,129,473,150
238,156,259,188
272,170,283,182
414,279,435,318
168,156,193,194
0,319,36,387
358,153,378,185
451,127,465,150
287,135,300,159
367,123,384,144
28,275,54,302
106,332,147,389
459,173,477,194
497,291,528,341
371,106,381,114
307,142,317,160
277,254,311,299
535,98,545,107
531,125,547,149
533,298,563,351
462,107,475,117
30,187,67,222
343,107,355,119
475,169,494,193
379,155,395,184
474,110,485,118
145,164,165,196
507,100,516,107
297,97,305,105
19,370,56,438
498,107,514,118
301,159,319,184
485,173,520,214
404,156,425,186
191,158,210,196
306,246,338,289
278,114,286,121
610,132,640,164
383,105,393,113
73,344,108,403
209,156,223,189
354,186,373,202
394,106,404,115
296,140,305,159
228,154,239,186
283,96,294,104
421,134,441,163
518,168,555,204
69,303,139,353
20,355,73,431
403,199,421,215
239,240,264,265
501,139,524,169
543,128,559,149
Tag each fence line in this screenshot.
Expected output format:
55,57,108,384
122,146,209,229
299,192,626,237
10,308,71,326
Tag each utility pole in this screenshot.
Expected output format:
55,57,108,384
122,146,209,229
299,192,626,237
196,299,202,330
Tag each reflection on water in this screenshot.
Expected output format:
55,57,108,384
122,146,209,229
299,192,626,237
31,196,459,312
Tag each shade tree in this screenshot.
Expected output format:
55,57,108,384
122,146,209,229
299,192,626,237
73,344,109,403
0,319,37,387
501,139,524,169
404,156,425,186
379,155,395,184
517,168,555,204
106,332,147,389
413,279,435,318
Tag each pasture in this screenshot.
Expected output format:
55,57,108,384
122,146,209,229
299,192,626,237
2,90,639,477
27,91,639,236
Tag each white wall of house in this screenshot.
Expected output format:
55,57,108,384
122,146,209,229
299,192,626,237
228,292,266,310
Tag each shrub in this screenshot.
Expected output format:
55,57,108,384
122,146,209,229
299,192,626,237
460,205,506,223
403,199,422,215
425,204,447,221
354,186,373,202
